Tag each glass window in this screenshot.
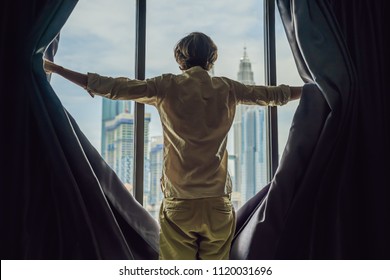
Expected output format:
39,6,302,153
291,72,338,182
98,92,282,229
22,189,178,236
50,1,136,192
50,0,298,220
144,0,266,216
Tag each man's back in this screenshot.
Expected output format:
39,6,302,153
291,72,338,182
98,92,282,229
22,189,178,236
156,66,235,199
86,65,290,199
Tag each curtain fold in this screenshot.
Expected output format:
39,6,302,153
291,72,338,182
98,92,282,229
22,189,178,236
1,0,158,259
65,111,159,259
1,0,387,260
231,83,331,259
231,0,388,259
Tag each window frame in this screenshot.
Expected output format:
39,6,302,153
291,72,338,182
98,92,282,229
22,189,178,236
133,0,147,204
264,0,279,180
132,0,279,204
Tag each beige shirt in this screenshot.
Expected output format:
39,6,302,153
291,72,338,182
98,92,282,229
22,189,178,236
87,66,290,199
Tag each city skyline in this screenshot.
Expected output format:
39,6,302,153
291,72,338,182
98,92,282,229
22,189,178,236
50,0,301,156
49,0,302,217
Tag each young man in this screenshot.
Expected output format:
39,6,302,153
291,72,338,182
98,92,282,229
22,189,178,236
44,32,302,260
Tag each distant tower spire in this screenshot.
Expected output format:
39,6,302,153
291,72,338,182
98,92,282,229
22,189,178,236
237,46,255,85
243,46,248,60
232,47,262,208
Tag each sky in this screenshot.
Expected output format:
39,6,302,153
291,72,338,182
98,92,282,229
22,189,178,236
50,0,302,157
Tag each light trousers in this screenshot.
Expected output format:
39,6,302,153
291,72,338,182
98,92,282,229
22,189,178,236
159,196,236,260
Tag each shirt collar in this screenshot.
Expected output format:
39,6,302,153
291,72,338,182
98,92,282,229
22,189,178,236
183,66,209,75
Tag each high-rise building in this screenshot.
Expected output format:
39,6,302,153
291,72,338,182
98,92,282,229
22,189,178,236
232,47,267,208
241,107,267,202
147,136,164,219
237,47,255,85
101,99,132,158
101,100,150,190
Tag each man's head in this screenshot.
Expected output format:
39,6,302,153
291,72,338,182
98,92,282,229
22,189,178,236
174,32,218,71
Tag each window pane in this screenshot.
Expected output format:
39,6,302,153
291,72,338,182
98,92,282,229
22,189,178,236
50,1,136,193
275,9,301,158
144,0,266,217
50,0,273,219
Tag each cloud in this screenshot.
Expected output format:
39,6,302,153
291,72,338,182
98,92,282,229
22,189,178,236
50,0,302,155
144,0,265,80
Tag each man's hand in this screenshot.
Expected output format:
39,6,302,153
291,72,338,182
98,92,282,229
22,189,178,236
42,58,93,97
43,59,59,74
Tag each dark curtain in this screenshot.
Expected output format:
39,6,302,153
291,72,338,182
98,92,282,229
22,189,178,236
231,0,388,259
1,0,387,260
0,0,159,259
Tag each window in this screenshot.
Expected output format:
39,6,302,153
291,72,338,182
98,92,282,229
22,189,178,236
50,0,298,220
50,0,137,192
144,0,266,215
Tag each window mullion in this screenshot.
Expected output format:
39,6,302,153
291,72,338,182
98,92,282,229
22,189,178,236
264,0,279,180
133,0,146,205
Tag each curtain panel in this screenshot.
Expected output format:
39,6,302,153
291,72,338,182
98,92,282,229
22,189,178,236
232,0,388,259
0,0,159,259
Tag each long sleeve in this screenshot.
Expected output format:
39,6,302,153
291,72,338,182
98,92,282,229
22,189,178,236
86,73,161,106
230,79,291,106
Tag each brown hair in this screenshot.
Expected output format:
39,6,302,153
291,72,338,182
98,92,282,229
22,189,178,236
174,32,218,71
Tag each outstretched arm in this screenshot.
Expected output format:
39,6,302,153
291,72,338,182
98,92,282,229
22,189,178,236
43,59,93,97
231,75,303,105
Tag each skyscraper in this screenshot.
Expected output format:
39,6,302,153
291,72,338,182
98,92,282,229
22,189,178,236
241,107,267,202
237,47,255,85
101,100,150,191
101,99,132,158
147,136,164,219
232,47,267,208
